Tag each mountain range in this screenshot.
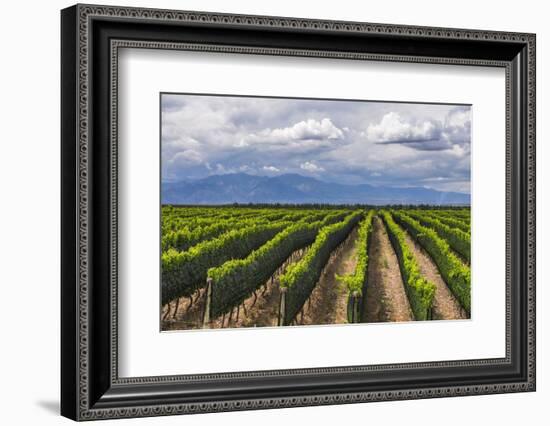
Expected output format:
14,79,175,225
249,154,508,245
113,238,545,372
161,173,470,206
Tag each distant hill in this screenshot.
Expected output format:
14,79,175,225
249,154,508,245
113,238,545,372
161,173,470,205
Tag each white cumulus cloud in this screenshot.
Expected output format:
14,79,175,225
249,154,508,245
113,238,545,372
443,107,471,144
300,161,325,173
262,165,280,173
366,112,442,144
446,107,470,128
365,108,471,152
253,118,344,143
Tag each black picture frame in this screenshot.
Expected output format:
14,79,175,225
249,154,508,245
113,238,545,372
61,4,536,421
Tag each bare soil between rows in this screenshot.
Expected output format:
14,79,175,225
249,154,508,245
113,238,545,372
296,226,360,326
402,231,468,320
161,213,469,331
363,216,414,323
161,247,308,331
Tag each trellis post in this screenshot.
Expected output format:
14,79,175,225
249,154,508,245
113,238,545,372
202,277,213,329
350,291,360,323
278,287,287,326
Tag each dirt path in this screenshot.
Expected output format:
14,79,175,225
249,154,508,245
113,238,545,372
212,247,309,329
297,226,359,326
402,231,468,320
161,247,309,331
363,216,414,323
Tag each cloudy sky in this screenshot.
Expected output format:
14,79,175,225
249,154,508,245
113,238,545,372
161,94,471,193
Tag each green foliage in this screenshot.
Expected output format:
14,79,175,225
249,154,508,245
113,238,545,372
207,213,346,318
426,210,470,233
161,209,328,250
335,210,375,296
161,222,290,305
280,211,363,324
407,211,470,262
160,205,471,324
444,208,471,219
392,211,471,314
380,211,436,320
208,223,315,318
162,220,244,252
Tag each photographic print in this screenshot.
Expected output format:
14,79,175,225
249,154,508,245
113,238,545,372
61,7,535,418
160,94,471,331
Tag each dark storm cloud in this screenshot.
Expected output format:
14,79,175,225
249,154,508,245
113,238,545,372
375,137,447,151
364,107,471,152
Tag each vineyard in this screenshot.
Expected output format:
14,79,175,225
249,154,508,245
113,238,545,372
161,205,471,330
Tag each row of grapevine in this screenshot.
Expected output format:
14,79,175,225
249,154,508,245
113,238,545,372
425,211,470,233
161,221,290,305
207,216,339,319
406,211,471,263
162,219,251,252
431,209,471,220
160,206,472,330
380,211,436,320
444,209,470,219
162,208,335,236
163,206,272,219
161,207,288,233
162,212,313,252
162,208,252,230
279,211,363,325
335,211,375,322
431,210,470,225
392,211,471,313
204,211,350,320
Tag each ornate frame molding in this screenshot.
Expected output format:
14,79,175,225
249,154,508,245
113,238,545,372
61,4,535,421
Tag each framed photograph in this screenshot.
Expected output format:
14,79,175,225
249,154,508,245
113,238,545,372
61,4,536,421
